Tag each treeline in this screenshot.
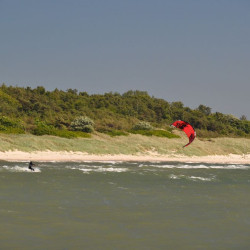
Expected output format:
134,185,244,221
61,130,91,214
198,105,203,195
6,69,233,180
0,84,249,138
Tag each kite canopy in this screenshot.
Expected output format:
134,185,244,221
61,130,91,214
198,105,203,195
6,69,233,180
171,120,196,147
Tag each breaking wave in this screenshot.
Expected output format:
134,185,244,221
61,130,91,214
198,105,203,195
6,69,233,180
169,174,215,182
1,165,41,173
66,165,129,174
139,164,250,170
80,167,128,174
1,162,249,175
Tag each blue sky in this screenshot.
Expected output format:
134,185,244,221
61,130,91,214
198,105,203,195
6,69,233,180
1,0,250,118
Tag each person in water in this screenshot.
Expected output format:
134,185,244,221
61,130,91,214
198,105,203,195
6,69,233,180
29,161,35,171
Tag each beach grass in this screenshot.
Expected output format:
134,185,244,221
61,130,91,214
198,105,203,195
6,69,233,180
0,132,249,156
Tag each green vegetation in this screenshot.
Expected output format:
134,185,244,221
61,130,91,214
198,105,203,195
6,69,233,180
32,120,90,138
0,133,249,156
104,130,129,137
130,129,179,138
0,84,249,138
0,116,25,134
70,116,94,133
133,121,154,131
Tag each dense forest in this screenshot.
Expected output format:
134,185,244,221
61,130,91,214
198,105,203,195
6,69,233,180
0,84,249,138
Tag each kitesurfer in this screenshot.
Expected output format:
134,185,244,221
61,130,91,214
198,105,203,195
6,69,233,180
29,161,35,171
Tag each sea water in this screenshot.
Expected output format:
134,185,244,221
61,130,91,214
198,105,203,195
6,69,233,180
0,161,250,249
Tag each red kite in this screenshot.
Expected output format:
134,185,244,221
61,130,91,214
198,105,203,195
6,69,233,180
171,120,196,147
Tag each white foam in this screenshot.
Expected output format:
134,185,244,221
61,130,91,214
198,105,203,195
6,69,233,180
149,165,176,169
101,161,123,164
209,165,250,170
66,165,100,170
82,161,123,164
66,166,79,170
169,174,183,179
79,167,128,173
117,186,128,190
2,165,41,173
95,167,128,173
169,173,215,181
78,168,91,174
149,164,209,169
177,165,210,169
79,165,101,168
144,164,249,170
187,176,214,181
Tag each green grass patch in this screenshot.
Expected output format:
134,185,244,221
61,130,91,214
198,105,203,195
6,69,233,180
105,130,129,137
32,126,90,138
130,129,180,138
97,128,129,137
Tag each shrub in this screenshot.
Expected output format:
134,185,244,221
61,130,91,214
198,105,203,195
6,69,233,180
133,121,153,131
70,116,94,133
32,120,91,138
32,121,54,136
106,130,129,137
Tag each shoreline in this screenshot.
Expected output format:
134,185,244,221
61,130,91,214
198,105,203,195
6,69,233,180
0,150,249,164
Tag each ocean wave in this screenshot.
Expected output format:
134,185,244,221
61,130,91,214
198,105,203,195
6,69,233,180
78,167,129,174
187,176,215,181
141,164,249,170
208,165,250,169
79,165,101,168
1,165,41,173
169,174,184,179
67,165,111,169
169,174,215,181
141,164,209,169
82,161,124,164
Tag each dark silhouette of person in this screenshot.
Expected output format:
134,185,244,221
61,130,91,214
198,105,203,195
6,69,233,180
29,161,35,171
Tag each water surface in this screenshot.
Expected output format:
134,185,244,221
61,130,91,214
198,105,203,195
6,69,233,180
1,161,250,249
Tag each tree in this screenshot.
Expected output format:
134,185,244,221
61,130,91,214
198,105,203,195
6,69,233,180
240,115,247,121
35,86,46,95
197,105,211,116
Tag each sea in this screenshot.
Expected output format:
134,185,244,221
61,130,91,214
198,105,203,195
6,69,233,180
0,161,250,250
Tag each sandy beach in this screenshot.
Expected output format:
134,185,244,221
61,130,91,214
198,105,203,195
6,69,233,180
0,150,249,164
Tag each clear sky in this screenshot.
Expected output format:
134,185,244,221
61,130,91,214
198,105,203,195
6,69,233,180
1,0,250,118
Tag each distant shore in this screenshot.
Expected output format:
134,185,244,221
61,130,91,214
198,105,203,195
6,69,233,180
0,150,249,164
0,133,249,164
